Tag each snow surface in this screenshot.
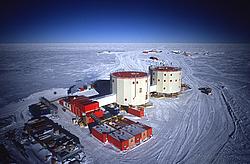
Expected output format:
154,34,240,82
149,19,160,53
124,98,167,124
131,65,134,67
0,43,250,163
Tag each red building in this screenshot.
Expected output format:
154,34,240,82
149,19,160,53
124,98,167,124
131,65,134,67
135,122,153,138
71,97,99,116
107,129,136,151
91,117,153,151
121,124,148,144
91,124,115,143
59,96,99,117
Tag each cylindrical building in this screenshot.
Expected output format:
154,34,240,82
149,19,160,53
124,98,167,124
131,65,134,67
111,71,149,106
151,66,182,94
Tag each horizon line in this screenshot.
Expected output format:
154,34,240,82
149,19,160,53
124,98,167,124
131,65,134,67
0,42,250,45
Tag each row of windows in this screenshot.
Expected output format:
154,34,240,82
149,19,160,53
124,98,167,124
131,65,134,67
153,78,181,82
112,80,148,84
153,73,173,76
153,72,181,76
153,73,178,76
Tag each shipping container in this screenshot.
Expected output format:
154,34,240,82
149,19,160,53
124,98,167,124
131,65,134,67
69,96,99,117
127,107,144,117
86,109,104,118
82,101,99,113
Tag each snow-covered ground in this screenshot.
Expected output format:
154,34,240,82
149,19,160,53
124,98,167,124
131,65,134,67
0,43,250,163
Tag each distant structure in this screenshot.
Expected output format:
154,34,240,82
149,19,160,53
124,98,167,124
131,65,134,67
111,71,150,106
149,66,182,94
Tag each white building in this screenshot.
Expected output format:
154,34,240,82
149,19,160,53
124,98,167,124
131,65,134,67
151,66,182,94
111,71,150,106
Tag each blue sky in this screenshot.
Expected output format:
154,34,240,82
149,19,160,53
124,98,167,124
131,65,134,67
0,0,249,43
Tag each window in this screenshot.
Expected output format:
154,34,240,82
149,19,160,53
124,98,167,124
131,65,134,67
158,79,160,82
164,74,166,76
170,80,172,82
153,72,155,75
164,80,166,82
132,81,135,84
175,79,177,82
136,81,138,84
139,88,142,93
125,98,127,101
163,87,166,90
145,80,147,83
145,94,148,100
112,79,114,82
170,74,172,76
153,78,155,81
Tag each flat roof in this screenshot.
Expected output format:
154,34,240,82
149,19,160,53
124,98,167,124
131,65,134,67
109,129,134,141
106,120,128,129
112,71,147,78
135,122,152,130
152,66,181,72
93,124,116,134
121,124,146,136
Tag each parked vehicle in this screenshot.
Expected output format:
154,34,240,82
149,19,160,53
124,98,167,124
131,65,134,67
198,87,212,95
149,56,159,61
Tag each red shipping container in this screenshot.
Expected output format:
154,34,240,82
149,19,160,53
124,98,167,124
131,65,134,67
71,105,82,117
86,109,104,118
92,128,107,143
70,96,99,116
127,107,144,117
82,101,99,113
